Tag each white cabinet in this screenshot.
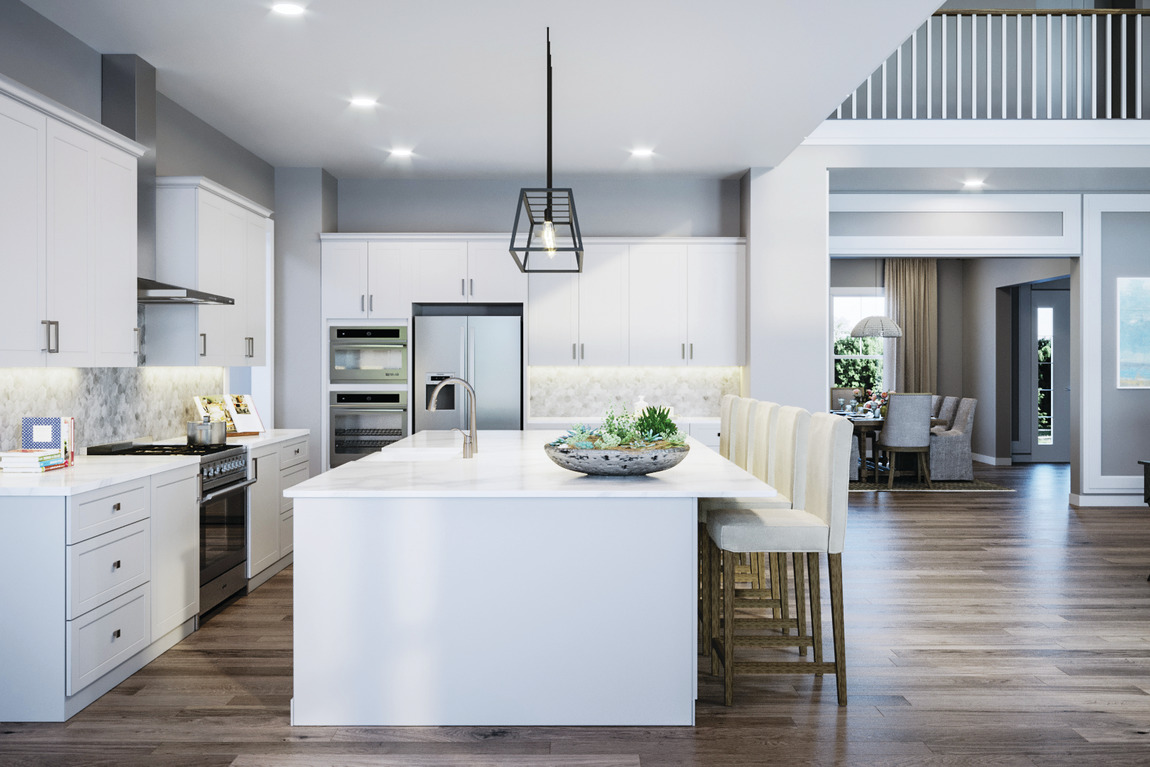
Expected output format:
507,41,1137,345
246,435,308,586
248,445,281,579
321,238,528,319
528,243,629,366
321,240,410,319
628,242,744,367
149,465,199,640
147,177,272,366
0,85,141,368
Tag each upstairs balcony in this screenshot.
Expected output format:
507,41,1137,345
830,10,1150,121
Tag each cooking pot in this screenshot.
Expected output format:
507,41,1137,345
188,416,227,445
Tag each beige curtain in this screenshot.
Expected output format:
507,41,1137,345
885,258,937,393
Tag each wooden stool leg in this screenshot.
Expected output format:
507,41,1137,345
723,549,736,706
828,552,847,706
808,552,823,670
769,553,781,619
699,524,710,655
709,537,722,676
887,451,896,489
792,552,807,657
776,553,790,630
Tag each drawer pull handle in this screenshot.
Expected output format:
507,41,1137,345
294,448,300,455
112,629,121,640
112,502,121,512
113,560,121,570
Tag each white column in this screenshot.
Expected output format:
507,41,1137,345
744,150,830,415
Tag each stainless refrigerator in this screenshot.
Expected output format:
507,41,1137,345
413,313,522,432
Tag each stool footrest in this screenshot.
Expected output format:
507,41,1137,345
735,661,838,675
735,635,815,649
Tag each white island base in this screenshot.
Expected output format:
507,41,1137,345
287,431,775,727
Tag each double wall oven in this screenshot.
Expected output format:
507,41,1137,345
328,324,410,468
88,442,254,619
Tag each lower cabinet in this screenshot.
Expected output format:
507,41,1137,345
247,435,310,587
0,469,198,722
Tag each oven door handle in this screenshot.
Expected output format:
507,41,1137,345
331,408,408,414
200,477,258,504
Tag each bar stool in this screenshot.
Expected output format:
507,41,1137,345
706,412,853,706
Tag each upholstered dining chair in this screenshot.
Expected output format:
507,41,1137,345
931,394,942,417
705,412,853,706
933,396,959,434
830,387,855,411
930,397,977,481
876,393,933,489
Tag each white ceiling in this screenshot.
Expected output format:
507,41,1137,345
23,0,941,180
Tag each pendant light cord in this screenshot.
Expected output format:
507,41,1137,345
546,28,553,218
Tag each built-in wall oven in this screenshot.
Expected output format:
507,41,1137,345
330,326,408,384
330,391,409,466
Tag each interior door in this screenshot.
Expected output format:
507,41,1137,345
1030,288,1070,462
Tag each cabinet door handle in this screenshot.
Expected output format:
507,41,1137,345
690,343,694,360
253,456,259,481
133,327,140,354
681,343,686,360
112,629,121,640
200,333,207,357
461,278,466,297
112,560,121,570
361,295,365,312
469,278,474,296
42,320,59,354
112,502,121,512
580,343,584,360
369,294,374,312
572,343,577,360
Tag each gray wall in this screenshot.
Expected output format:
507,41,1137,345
961,258,1072,460
1099,212,1150,474
274,168,336,477
936,259,965,397
156,94,274,211
338,175,741,236
0,0,100,119
830,258,884,289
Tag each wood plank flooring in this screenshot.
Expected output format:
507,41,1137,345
4,463,1150,765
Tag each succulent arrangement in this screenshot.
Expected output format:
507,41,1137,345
549,405,686,451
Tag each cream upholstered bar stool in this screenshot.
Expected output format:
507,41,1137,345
706,412,854,706
718,394,738,460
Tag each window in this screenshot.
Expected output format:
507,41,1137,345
1036,306,1053,445
832,293,886,393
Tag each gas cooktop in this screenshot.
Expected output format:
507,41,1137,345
87,441,244,459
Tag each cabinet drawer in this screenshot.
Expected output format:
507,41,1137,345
67,520,150,619
66,584,150,695
688,422,721,450
279,511,293,556
68,481,148,543
280,463,310,513
279,438,309,469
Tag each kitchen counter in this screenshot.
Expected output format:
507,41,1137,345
287,430,774,727
0,454,200,496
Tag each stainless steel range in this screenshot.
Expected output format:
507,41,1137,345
88,441,255,617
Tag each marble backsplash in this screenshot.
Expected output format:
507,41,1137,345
0,367,226,452
528,367,742,418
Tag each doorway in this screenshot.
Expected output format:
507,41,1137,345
1012,279,1070,463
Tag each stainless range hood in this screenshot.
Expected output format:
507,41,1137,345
102,54,236,308
137,277,234,305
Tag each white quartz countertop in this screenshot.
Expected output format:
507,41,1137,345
0,454,200,496
285,430,774,500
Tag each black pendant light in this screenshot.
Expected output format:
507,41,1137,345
509,28,584,273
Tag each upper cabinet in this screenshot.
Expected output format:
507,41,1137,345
145,177,272,367
0,81,143,368
321,237,528,320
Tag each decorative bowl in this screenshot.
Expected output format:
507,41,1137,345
544,443,690,476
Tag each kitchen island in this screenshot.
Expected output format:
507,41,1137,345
285,430,775,726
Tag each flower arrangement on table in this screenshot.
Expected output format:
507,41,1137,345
545,406,689,476
860,389,893,416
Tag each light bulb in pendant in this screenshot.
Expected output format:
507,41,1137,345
540,220,557,255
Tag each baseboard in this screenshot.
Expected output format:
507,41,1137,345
972,453,1012,466
1070,493,1147,508
248,551,293,591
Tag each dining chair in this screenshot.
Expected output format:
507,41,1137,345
930,397,977,480
931,394,942,417
933,396,959,434
876,393,933,489
706,412,853,706
830,387,855,411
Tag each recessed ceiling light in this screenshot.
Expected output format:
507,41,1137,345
350,97,377,108
389,148,413,158
630,148,655,158
963,178,984,189
272,3,305,15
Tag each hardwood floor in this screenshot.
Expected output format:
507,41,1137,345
4,463,1150,766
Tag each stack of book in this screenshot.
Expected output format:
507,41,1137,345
0,448,69,473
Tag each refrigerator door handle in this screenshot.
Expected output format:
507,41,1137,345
460,324,469,429
466,324,477,426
